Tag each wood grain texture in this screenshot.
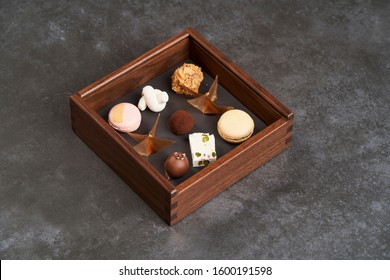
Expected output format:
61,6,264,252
171,139,292,224
70,94,175,223
69,28,294,225
171,118,293,225
79,31,190,111
187,27,293,124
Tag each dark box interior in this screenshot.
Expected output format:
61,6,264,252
98,59,267,185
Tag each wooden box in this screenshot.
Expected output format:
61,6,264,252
69,28,294,225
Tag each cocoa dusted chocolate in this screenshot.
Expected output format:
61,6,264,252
168,110,195,135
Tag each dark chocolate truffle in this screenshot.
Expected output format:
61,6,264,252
169,110,194,135
164,152,189,179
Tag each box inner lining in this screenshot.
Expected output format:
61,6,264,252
98,59,267,186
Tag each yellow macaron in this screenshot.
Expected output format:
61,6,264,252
217,109,254,143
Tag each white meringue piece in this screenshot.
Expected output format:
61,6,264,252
137,85,169,112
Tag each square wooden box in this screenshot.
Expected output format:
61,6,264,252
69,28,294,225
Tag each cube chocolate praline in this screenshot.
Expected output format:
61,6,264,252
189,133,217,167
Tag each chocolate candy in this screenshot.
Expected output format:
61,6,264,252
168,110,194,135
164,152,189,179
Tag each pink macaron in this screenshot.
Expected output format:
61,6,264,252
108,102,141,132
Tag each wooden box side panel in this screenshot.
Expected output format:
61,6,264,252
171,118,293,225
79,32,190,111
70,94,174,223
188,29,293,125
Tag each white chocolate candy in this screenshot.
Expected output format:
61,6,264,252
137,85,169,112
189,133,217,167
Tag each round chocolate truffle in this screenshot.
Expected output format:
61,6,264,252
169,110,194,135
164,152,189,179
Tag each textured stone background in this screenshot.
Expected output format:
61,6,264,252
0,0,389,259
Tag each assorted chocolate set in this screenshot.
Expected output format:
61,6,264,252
107,63,255,180
69,28,294,225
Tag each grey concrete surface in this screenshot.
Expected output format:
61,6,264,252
0,0,389,259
